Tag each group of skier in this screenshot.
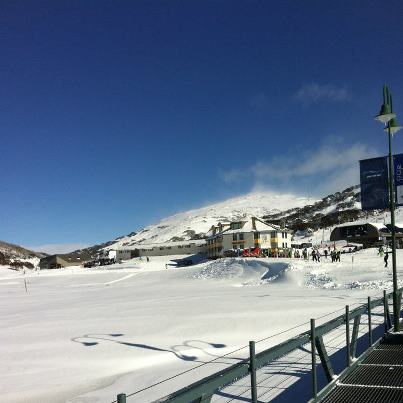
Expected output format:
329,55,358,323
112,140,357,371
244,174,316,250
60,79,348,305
308,247,341,262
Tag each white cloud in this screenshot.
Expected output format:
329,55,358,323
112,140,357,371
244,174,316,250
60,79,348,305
26,243,90,255
253,142,374,179
294,83,351,105
219,138,377,196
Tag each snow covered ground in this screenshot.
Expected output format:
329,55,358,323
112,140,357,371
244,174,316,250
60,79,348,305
1,250,402,403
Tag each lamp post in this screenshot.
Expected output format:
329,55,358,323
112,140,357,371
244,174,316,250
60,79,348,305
375,85,402,331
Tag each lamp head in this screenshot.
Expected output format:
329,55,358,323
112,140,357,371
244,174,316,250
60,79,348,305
384,117,403,135
375,103,395,124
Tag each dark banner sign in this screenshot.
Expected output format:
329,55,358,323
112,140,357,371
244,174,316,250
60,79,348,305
360,157,389,210
394,153,403,206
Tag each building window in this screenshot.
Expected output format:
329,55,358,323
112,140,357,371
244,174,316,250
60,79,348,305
240,244,244,249
254,232,259,240
239,233,244,240
185,245,191,248
159,247,164,250
271,231,276,238
233,234,238,241
231,222,241,230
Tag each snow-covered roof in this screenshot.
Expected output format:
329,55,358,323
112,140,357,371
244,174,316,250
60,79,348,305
115,239,206,250
336,221,387,230
208,216,289,236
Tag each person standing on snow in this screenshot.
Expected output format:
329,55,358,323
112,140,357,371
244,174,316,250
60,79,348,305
379,246,384,257
324,249,328,259
384,252,389,268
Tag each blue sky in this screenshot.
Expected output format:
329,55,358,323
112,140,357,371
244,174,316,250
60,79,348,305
1,0,402,251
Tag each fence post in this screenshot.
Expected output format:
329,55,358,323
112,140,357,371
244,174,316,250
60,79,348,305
397,290,402,326
383,290,389,333
345,305,351,367
368,296,372,347
350,315,361,359
311,319,317,400
249,341,257,403
117,394,126,403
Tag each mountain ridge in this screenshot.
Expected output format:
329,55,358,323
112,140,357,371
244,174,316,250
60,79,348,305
19,184,387,262
0,240,46,269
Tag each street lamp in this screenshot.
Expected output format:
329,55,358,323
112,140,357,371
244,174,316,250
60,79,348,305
375,84,402,331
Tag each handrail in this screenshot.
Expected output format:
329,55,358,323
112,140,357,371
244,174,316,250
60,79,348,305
115,288,400,402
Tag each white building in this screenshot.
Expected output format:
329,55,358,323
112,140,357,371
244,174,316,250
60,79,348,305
115,239,207,260
206,216,293,258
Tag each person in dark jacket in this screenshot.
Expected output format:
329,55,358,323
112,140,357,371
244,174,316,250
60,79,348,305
384,252,389,268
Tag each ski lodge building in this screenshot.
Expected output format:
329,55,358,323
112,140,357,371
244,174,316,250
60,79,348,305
115,239,207,260
39,255,80,270
206,216,293,259
330,221,403,248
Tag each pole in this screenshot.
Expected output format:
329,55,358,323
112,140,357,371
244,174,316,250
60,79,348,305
249,341,257,403
345,305,351,367
388,122,399,331
310,319,317,400
368,296,373,346
384,289,388,332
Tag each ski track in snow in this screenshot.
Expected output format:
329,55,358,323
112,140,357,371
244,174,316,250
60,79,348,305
104,273,137,285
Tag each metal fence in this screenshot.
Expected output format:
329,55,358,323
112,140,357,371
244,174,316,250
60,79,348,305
114,288,402,403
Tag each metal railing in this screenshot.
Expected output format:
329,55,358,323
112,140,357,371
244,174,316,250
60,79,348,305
115,287,402,403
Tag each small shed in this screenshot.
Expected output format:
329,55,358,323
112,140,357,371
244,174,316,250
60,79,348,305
39,255,77,270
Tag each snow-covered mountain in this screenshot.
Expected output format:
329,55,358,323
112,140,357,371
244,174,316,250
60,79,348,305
0,241,45,269
106,191,319,249
263,185,363,231
33,184,401,259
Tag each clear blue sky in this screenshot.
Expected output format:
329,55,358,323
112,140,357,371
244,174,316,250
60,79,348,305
1,0,402,251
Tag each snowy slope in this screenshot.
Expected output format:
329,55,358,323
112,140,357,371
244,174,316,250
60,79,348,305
1,250,401,403
69,184,399,257
107,191,318,249
0,241,44,269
